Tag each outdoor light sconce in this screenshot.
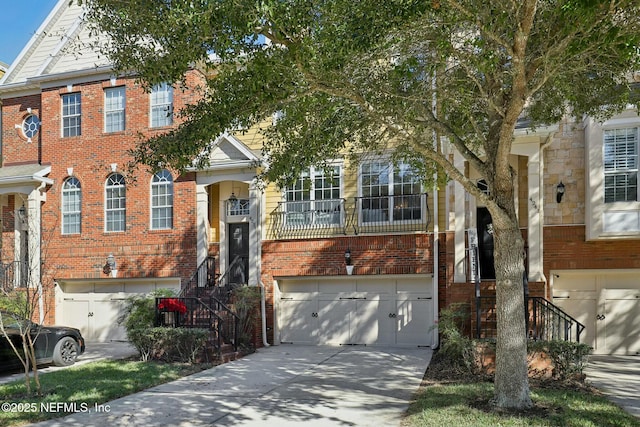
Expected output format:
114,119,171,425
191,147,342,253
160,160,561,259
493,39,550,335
556,182,565,203
103,253,117,278
345,249,354,275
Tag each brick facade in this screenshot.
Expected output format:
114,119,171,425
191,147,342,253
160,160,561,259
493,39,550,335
1,72,205,324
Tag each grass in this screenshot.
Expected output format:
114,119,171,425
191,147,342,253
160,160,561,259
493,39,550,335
403,353,639,427
0,360,210,426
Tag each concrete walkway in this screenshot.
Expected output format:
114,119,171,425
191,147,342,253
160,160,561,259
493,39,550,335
585,355,640,419
29,345,433,426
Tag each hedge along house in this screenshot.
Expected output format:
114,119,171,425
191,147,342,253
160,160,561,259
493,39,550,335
0,1,205,340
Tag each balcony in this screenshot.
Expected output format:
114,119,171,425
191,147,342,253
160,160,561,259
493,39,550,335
269,193,430,239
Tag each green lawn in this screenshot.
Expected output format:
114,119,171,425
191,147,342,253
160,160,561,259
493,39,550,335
0,360,209,426
403,380,639,427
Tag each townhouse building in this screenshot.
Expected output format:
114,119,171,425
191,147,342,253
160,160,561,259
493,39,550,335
0,0,637,355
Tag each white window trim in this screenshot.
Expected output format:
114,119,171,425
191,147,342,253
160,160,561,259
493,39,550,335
61,93,81,137
105,173,126,232
585,110,640,240
282,163,344,228
62,177,81,235
104,87,126,133
150,83,174,128
357,158,425,226
150,169,174,230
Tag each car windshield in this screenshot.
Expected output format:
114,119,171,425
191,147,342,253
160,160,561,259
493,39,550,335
0,312,33,330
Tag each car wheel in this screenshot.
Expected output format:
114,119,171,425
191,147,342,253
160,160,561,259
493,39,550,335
52,337,79,367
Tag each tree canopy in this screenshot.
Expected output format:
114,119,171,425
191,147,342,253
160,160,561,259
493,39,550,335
80,0,640,409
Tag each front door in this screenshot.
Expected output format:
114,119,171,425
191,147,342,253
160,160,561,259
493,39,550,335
477,207,496,280
228,223,249,285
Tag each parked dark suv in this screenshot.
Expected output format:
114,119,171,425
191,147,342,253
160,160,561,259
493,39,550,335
0,311,85,370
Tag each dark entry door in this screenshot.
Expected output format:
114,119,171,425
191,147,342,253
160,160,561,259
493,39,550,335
228,223,249,285
477,207,496,280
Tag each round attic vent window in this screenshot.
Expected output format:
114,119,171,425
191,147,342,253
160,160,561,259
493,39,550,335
22,114,40,140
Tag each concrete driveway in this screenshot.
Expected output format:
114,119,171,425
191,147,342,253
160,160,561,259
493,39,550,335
29,345,433,427
585,355,640,419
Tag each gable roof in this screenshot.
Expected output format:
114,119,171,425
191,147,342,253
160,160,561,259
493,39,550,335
194,134,262,172
0,0,110,93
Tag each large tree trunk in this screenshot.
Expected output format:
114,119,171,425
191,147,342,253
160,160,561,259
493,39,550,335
492,214,532,409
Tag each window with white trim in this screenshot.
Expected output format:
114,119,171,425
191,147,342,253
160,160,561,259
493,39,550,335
62,177,81,234
62,93,81,137
284,165,342,226
604,127,638,203
104,87,125,132
360,161,422,223
105,173,126,232
151,169,173,229
150,83,173,128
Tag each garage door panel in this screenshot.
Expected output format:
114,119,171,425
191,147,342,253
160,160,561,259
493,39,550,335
278,277,433,347
62,300,90,339
396,299,433,346
318,299,351,345
92,300,127,341
280,299,318,344
554,297,597,351
351,298,394,345
604,298,640,355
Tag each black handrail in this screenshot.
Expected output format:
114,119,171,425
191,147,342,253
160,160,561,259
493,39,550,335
179,256,216,298
475,295,585,343
155,296,239,353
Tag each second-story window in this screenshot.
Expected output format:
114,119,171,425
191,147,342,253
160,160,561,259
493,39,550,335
62,177,81,234
360,160,422,223
105,173,126,232
62,93,81,137
284,165,342,226
151,169,173,230
150,83,173,128
604,127,638,203
104,87,125,132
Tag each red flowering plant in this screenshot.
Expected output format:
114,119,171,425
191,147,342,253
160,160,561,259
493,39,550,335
157,298,187,314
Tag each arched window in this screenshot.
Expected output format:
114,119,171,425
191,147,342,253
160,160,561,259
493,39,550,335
62,177,81,234
151,169,173,230
105,173,126,232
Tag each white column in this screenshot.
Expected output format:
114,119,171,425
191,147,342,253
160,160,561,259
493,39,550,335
454,150,467,282
527,150,544,282
248,182,260,286
195,184,210,266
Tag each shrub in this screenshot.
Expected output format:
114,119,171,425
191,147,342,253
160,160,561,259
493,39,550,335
529,340,592,381
232,286,260,350
436,304,476,374
127,327,208,363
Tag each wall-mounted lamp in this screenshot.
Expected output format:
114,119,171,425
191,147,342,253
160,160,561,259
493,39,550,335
556,182,565,203
345,249,354,275
103,253,117,278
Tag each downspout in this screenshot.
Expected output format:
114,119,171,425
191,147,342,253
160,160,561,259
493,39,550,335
432,176,439,349
431,69,440,348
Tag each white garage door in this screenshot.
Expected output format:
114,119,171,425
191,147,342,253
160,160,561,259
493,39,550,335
278,276,434,347
553,270,640,355
57,280,180,342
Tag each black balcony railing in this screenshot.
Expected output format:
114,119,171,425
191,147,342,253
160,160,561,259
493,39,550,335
270,198,348,239
476,295,585,343
269,193,430,239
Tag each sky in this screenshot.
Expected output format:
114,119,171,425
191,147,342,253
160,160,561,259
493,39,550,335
0,0,60,67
